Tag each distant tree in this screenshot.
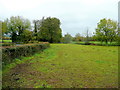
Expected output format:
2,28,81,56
1,19,9,37
33,18,44,40
90,34,96,41
20,30,32,43
74,33,81,42
7,16,31,43
0,21,2,39
95,18,117,44
63,33,72,43
38,17,62,43
0,19,9,42
33,20,38,38
117,26,120,45
84,28,90,44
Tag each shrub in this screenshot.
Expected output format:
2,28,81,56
2,42,50,66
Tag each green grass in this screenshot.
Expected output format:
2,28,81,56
0,40,12,43
3,44,118,88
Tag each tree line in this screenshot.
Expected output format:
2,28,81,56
63,18,119,44
0,16,119,44
1,16,62,43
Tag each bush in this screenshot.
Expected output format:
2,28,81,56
2,42,50,66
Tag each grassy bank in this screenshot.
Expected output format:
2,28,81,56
3,44,118,88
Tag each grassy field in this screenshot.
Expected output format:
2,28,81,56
0,40,12,43
3,44,118,88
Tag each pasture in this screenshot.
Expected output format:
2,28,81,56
0,40,12,43
3,44,118,88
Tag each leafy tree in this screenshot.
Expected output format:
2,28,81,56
20,30,32,43
2,21,7,36
33,19,43,40
33,20,38,39
63,33,72,43
0,21,2,39
0,19,9,42
85,29,90,43
117,26,120,45
7,16,31,43
38,17,62,43
74,33,81,42
1,19,9,37
90,35,96,41
95,18,117,44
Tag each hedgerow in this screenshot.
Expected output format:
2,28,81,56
2,42,50,66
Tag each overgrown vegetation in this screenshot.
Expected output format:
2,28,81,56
2,42,50,67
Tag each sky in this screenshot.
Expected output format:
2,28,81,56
119,1,120,27
0,0,119,36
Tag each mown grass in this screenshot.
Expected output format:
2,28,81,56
2,44,118,88
0,40,12,43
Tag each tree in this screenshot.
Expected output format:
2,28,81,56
38,17,62,43
20,30,32,43
63,33,72,43
85,29,89,44
82,28,91,44
117,26,120,45
1,19,9,37
74,33,81,42
0,19,9,42
0,21,2,39
33,20,38,41
95,18,117,44
33,17,44,41
7,16,31,43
